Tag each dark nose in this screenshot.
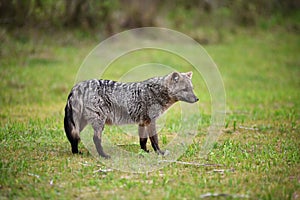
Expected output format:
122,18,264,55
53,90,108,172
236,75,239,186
194,96,199,102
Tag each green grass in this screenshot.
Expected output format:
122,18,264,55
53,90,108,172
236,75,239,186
0,28,299,199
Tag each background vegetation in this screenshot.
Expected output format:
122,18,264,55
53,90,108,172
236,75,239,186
0,0,299,199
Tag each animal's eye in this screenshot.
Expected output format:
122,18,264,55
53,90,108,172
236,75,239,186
182,87,189,92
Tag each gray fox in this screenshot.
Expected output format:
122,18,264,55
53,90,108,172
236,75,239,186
64,71,198,158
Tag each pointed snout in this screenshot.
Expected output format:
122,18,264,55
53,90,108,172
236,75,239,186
184,95,199,103
193,96,199,103
177,93,199,103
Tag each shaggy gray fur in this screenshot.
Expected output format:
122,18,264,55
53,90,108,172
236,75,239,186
64,71,198,158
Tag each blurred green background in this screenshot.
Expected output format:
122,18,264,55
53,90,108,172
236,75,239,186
0,0,299,40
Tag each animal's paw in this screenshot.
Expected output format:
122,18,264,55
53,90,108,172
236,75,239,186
157,150,170,156
163,150,170,156
100,153,111,159
138,149,150,157
72,150,83,155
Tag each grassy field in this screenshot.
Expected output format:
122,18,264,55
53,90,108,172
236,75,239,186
0,27,299,199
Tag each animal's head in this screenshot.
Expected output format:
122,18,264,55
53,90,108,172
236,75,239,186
165,71,199,103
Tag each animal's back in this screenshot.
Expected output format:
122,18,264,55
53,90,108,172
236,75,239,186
68,77,169,126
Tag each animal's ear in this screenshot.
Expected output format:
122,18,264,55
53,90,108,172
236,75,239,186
170,72,180,83
184,71,193,79
166,72,181,85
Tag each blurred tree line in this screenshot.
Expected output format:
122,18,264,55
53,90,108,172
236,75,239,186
0,0,299,35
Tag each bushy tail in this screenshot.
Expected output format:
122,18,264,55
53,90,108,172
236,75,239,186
64,93,79,153
64,103,74,135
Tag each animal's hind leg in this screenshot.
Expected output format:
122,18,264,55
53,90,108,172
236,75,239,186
65,125,81,154
90,119,110,159
70,130,80,154
69,118,87,154
70,117,87,154
64,115,81,154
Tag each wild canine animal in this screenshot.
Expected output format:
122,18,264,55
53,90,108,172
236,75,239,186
64,71,199,158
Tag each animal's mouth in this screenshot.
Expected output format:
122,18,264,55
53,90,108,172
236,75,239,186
190,97,199,103
184,96,199,103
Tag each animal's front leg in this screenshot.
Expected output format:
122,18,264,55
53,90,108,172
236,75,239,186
138,124,149,152
148,121,165,155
